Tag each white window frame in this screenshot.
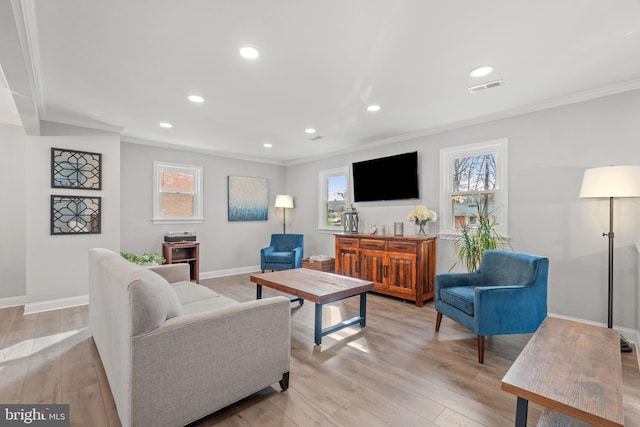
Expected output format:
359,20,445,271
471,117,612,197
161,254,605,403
318,166,349,232
152,160,204,224
439,138,508,236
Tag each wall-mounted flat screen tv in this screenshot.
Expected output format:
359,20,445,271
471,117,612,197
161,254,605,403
352,151,419,202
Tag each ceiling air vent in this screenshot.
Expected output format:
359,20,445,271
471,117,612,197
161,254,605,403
468,79,504,94
309,135,324,141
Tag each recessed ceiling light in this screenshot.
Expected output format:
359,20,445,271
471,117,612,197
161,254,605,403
263,143,273,148
188,95,204,103
469,65,494,78
159,122,173,128
239,46,259,59
367,105,381,112
305,128,316,134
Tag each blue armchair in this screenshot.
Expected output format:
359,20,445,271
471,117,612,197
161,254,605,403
261,234,304,272
435,250,549,363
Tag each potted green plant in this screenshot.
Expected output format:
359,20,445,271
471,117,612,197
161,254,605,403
450,204,510,272
121,252,165,266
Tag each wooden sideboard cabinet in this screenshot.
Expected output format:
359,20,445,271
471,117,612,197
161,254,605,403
162,242,200,283
335,234,436,307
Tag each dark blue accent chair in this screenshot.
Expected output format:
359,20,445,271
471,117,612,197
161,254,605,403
435,250,549,363
261,234,304,272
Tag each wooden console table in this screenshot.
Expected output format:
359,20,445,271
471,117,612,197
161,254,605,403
334,234,436,306
501,317,623,426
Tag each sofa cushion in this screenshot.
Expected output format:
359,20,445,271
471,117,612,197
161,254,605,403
130,268,184,336
265,252,293,264
171,281,222,305
440,286,475,316
180,295,240,316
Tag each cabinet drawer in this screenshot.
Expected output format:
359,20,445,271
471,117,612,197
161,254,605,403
387,241,416,254
337,238,358,248
360,239,386,250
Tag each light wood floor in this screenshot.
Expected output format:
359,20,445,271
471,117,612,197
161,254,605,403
1,273,639,426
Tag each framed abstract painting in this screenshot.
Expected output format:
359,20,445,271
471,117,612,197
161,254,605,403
227,176,268,221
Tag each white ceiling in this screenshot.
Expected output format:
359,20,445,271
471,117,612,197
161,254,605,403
2,0,640,164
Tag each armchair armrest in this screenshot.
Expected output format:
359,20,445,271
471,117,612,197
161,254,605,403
474,283,546,335
130,296,291,426
261,245,275,256
293,246,303,266
148,263,190,284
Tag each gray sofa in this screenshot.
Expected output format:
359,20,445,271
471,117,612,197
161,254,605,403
88,248,291,427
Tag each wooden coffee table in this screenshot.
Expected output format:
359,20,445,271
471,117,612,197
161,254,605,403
250,268,374,345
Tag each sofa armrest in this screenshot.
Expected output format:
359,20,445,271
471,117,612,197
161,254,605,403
129,296,291,427
147,263,190,284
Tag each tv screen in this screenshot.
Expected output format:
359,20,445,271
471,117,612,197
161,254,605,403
352,151,419,202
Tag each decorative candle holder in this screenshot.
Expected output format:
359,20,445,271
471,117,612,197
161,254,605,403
343,205,359,234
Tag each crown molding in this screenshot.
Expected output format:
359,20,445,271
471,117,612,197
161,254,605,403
18,0,46,118
42,115,125,134
0,114,23,126
121,135,287,166
285,79,640,166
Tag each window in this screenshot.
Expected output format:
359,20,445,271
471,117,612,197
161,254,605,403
318,167,349,231
152,161,203,224
439,138,508,235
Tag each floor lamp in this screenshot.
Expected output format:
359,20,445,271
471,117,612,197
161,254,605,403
580,165,640,353
274,194,294,234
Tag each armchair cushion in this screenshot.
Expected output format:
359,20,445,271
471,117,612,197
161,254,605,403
440,286,475,316
265,252,294,264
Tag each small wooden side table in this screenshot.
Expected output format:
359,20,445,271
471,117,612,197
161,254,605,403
162,242,200,283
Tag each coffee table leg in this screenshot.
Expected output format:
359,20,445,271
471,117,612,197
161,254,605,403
359,292,367,327
256,284,262,300
515,397,528,427
314,304,322,346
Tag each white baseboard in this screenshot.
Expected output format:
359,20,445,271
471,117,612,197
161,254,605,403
23,295,88,315
199,265,260,280
0,295,26,309
548,312,638,344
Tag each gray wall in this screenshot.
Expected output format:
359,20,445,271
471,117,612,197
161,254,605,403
287,89,640,330
120,142,288,275
0,123,27,303
24,121,121,310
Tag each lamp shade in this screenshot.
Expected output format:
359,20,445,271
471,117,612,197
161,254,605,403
579,165,640,198
274,194,294,208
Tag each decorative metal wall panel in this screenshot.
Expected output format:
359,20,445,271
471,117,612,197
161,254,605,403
51,195,102,235
51,148,102,190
